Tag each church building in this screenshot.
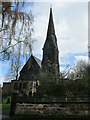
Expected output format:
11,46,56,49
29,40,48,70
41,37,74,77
11,8,60,96
19,8,59,80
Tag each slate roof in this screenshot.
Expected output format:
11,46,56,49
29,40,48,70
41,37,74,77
33,56,41,68
22,54,41,72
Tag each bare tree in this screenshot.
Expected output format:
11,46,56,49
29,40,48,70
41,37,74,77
0,1,34,80
0,1,34,59
7,54,22,81
73,60,88,80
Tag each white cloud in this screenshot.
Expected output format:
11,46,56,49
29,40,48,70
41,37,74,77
0,74,11,87
0,75,5,86
23,2,88,64
74,55,88,63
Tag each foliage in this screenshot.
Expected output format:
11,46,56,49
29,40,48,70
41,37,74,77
37,59,88,98
38,73,68,98
64,60,88,97
2,96,11,104
1,96,11,110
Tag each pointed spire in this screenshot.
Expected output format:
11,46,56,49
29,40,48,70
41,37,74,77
47,7,55,36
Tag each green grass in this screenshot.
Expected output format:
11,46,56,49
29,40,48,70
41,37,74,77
2,104,11,109
0,104,11,109
0,96,11,109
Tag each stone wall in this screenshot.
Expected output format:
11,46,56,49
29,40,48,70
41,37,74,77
15,103,88,116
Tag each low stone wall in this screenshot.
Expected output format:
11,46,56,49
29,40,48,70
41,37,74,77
15,103,89,116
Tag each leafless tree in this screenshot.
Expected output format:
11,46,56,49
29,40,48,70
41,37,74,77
0,1,34,80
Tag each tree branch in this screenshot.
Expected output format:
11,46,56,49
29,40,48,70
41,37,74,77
0,40,26,54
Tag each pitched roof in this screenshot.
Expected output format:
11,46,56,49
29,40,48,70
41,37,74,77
33,56,41,68
20,54,41,74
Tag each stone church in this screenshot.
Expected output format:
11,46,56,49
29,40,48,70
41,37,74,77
11,8,59,96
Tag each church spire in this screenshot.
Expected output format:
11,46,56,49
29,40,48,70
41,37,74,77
42,8,59,75
47,7,55,36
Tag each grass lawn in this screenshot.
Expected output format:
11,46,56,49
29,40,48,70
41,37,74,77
0,104,11,109
0,96,11,109
2,104,11,109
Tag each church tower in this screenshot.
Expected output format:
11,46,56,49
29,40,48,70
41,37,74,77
42,8,59,75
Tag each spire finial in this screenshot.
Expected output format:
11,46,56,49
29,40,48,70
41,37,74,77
50,5,52,12
47,6,55,36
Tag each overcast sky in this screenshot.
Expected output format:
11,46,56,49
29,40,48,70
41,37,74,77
0,2,88,85
23,2,88,65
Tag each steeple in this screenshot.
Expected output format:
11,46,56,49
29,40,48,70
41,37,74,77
47,7,55,37
43,7,57,49
42,8,59,75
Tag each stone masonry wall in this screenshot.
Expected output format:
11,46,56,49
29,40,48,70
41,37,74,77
15,103,88,116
